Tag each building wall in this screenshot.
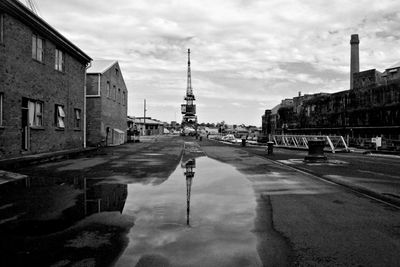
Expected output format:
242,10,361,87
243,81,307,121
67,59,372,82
265,80,400,147
0,13,86,158
86,94,102,146
86,62,128,146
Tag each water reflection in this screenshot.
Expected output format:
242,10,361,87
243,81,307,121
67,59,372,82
116,156,262,267
0,175,129,267
183,158,196,226
0,177,127,234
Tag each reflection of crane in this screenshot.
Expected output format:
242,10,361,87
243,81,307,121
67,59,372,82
184,159,196,226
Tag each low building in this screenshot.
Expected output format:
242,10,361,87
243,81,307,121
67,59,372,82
0,0,91,159
127,117,164,136
86,60,128,146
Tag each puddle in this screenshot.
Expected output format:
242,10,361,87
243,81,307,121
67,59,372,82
115,156,262,267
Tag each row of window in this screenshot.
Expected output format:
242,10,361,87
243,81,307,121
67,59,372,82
26,100,81,129
0,95,80,130
0,13,64,71
0,94,80,129
32,33,65,72
106,82,126,105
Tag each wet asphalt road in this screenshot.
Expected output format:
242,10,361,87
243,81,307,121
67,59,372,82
0,135,399,266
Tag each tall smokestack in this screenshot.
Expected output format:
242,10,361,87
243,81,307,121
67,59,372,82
350,34,360,89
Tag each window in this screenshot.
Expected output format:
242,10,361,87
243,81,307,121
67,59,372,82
0,93,3,126
113,85,116,100
32,34,44,62
55,48,64,71
74,109,81,129
118,88,121,103
106,82,110,98
28,100,43,126
55,105,65,128
116,68,119,76
0,13,4,44
122,91,126,106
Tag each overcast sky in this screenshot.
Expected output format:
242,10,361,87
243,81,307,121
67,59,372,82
31,0,400,125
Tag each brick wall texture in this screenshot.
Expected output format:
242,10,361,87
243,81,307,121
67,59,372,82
86,62,128,146
0,13,87,158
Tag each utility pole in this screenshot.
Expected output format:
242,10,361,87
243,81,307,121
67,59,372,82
143,99,146,136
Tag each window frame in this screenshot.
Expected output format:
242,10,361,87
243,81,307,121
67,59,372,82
113,85,116,101
0,93,3,126
106,81,110,98
28,100,43,127
55,104,66,129
74,108,81,129
122,91,126,106
0,13,4,44
32,34,44,62
55,48,65,72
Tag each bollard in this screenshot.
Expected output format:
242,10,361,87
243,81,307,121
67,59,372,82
267,141,274,155
304,140,327,162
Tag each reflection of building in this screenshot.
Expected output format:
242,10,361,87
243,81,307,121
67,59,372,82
182,158,195,226
127,116,164,136
83,178,128,216
0,0,91,159
0,175,127,235
86,60,128,146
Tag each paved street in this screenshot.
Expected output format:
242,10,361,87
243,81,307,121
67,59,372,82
0,136,399,266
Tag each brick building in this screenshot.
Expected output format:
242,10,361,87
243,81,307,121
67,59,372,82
0,0,91,159
262,64,400,149
86,60,128,146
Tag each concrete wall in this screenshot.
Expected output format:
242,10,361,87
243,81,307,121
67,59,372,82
86,62,128,146
0,13,86,158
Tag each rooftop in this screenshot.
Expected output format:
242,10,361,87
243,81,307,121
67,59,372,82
0,0,91,64
387,61,400,70
87,60,118,74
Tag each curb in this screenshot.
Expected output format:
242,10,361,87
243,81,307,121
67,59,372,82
0,147,97,170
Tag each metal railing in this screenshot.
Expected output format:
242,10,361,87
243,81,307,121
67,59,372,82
272,135,349,153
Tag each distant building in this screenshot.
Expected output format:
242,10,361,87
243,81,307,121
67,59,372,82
127,117,164,136
263,64,400,148
0,0,91,159
86,60,128,146
262,35,400,149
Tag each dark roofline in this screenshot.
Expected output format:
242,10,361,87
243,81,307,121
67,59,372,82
1,0,91,64
87,60,118,74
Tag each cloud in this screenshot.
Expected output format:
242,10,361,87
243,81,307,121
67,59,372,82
34,0,400,125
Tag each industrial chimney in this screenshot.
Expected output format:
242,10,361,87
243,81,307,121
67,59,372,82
350,34,360,89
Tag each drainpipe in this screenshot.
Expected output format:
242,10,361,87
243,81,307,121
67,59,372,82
84,62,92,148
97,73,101,95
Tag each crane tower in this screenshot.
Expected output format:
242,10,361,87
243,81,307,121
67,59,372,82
181,49,197,135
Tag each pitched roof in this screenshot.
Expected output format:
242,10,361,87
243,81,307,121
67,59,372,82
0,0,91,64
87,60,118,74
387,61,400,70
